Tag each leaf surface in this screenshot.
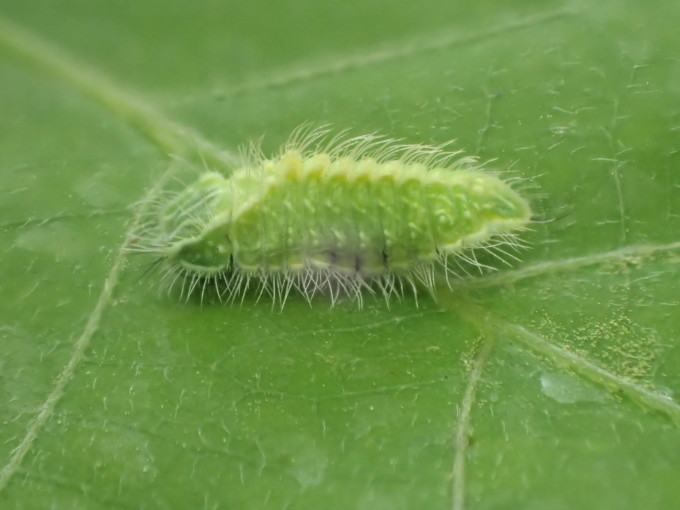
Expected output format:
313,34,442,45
1,1,679,508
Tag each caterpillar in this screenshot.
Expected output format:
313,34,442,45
129,127,533,307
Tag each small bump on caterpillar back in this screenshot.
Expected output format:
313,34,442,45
127,126,534,308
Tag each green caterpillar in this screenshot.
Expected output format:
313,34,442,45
131,128,532,307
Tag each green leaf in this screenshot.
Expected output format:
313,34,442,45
1,1,678,509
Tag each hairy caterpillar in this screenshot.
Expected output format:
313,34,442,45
129,127,532,307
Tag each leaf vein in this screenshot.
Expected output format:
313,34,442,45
454,299,680,423
0,14,238,170
451,333,496,510
209,6,576,98
461,241,680,288
0,162,179,492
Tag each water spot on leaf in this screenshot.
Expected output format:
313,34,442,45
540,371,608,404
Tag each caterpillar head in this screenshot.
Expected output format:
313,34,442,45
159,172,234,275
169,230,233,275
